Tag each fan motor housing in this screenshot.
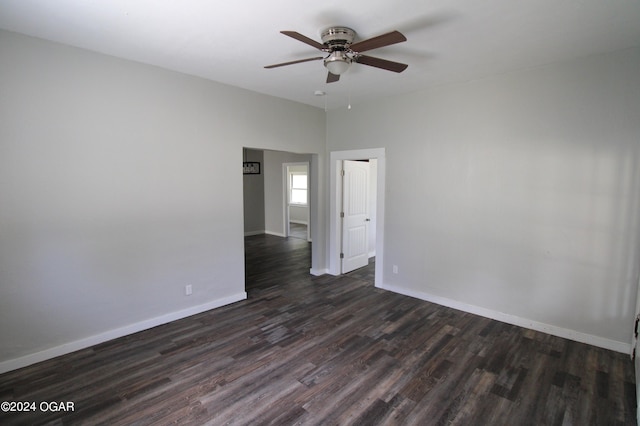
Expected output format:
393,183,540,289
321,27,356,49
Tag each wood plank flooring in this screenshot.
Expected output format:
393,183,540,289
0,233,636,425
288,222,308,240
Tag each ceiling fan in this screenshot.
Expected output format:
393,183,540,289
265,27,408,83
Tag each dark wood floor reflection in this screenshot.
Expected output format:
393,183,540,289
0,233,636,425
288,222,308,240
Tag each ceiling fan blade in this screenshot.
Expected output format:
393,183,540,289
264,57,324,69
355,55,408,73
326,72,340,83
349,30,406,53
281,31,325,50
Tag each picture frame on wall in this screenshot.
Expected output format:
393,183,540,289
243,162,261,175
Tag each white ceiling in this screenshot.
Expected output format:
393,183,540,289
1,0,639,110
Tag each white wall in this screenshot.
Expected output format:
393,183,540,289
0,30,325,371
327,48,640,352
289,205,308,224
288,164,309,225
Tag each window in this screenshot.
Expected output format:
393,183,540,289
289,172,308,205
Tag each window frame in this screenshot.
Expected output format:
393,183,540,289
289,171,308,206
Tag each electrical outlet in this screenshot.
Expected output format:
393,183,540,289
393,265,399,274
185,284,192,296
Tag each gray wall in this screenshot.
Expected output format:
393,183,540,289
327,47,640,350
2,27,639,370
243,149,265,235
0,30,325,370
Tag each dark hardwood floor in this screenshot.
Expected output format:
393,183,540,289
288,222,308,240
0,233,636,425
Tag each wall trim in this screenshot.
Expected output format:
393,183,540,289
244,230,265,236
264,230,286,238
0,292,247,374
310,268,329,276
378,282,630,354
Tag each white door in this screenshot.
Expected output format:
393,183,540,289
341,160,370,273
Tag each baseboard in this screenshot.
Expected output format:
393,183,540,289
265,230,286,238
244,230,265,236
289,220,308,225
0,292,247,374
310,268,329,276
377,282,630,354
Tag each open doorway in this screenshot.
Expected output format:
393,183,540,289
329,148,386,287
284,162,310,241
243,148,317,291
242,148,313,237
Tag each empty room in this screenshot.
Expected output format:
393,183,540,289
1,0,640,424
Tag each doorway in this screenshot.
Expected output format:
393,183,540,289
329,148,386,287
243,148,320,289
284,162,310,241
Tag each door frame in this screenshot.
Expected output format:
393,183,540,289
329,148,385,287
283,162,310,241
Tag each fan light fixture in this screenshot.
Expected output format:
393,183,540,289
324,51,351,75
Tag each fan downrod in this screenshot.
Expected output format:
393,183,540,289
320,27,356,49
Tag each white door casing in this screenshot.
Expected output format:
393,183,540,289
282,162,310,239
341,160,369,273
328,148,385,285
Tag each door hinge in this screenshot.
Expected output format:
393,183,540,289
635,315,640,338
340,253,344,259
340,212,344,218
341,169,345,176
